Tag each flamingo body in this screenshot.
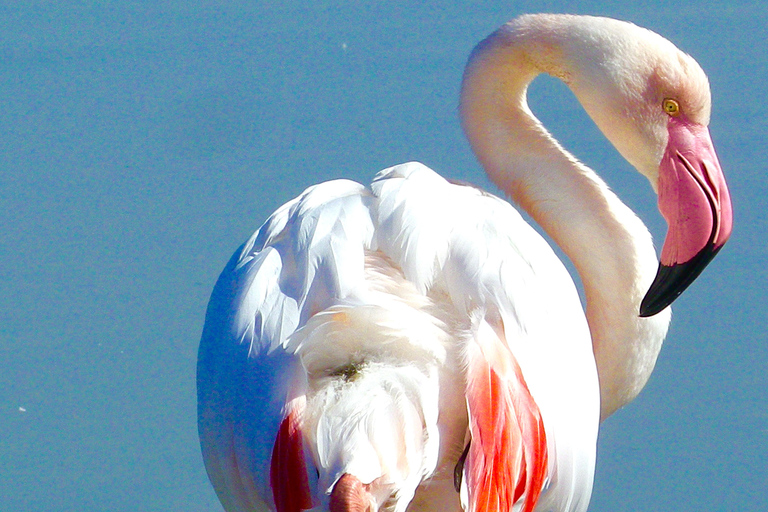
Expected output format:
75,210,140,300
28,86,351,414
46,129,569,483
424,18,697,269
198,163,599,512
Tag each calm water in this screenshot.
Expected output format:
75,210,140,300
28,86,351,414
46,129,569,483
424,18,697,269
1,2,766,511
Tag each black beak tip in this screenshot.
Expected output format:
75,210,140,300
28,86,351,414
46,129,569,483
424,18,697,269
639,265,680,317
639,244,722,318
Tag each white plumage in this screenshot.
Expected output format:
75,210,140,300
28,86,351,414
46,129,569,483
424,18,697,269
198,163,598,511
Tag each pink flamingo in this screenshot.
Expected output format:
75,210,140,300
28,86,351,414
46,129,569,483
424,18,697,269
197,14,732,512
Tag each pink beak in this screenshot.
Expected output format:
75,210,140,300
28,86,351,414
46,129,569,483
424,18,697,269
639,116,733,317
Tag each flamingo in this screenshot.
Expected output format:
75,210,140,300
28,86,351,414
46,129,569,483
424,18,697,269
197,14,732,512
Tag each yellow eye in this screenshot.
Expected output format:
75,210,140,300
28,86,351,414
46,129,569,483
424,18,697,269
662,98,680,116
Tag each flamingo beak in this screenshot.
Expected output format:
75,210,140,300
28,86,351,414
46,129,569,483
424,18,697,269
639,117,733,317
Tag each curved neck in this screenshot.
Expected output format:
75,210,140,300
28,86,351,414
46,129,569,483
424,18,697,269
460,28,670,419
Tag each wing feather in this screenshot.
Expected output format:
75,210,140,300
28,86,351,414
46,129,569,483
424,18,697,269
198,179,376,511
372,163,599,512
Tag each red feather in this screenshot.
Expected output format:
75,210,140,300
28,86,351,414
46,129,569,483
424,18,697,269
270,411,314,512
465,341,548,512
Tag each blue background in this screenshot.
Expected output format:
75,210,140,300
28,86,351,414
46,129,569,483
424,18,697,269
1,1,765,511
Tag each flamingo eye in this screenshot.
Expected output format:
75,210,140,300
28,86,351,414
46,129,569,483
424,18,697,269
662,98,681,116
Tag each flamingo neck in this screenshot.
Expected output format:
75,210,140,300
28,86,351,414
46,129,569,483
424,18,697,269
460,26,670,419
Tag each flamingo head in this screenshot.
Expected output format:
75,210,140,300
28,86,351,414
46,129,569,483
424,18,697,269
552,15,733,316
